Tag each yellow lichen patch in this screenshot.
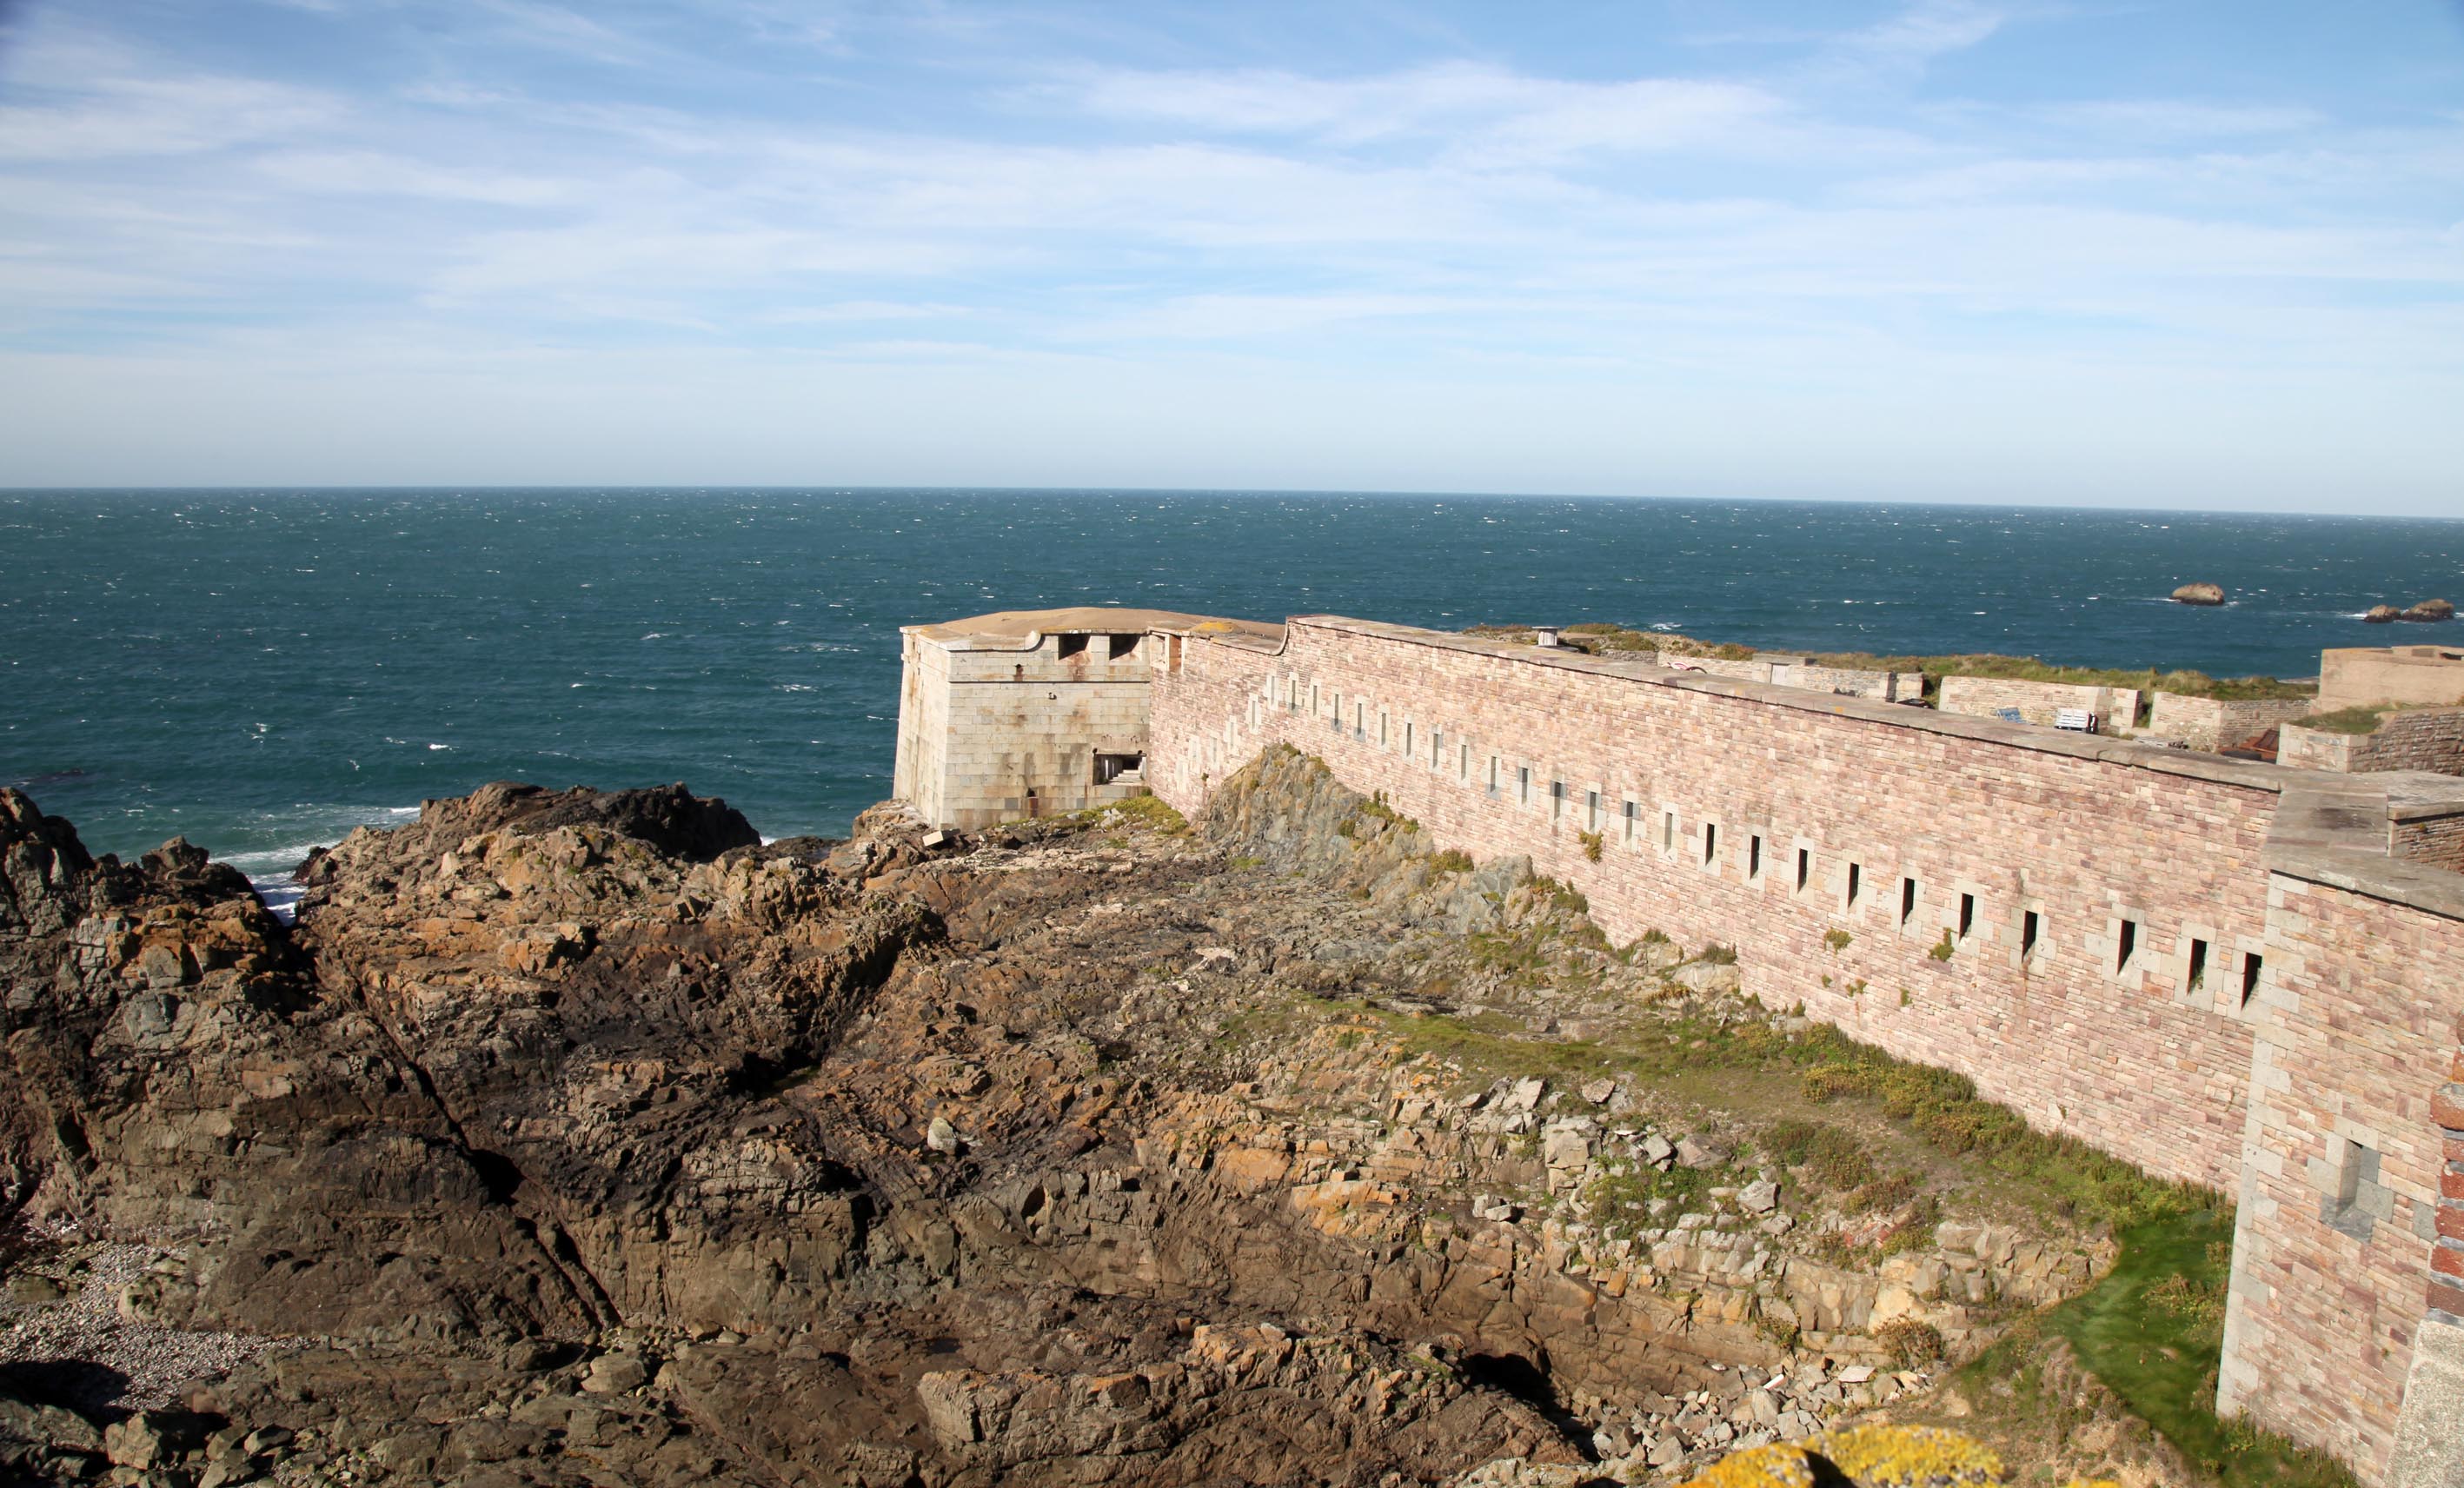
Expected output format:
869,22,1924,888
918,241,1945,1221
1677,1443,1816,1488
1809,1425,2005,1486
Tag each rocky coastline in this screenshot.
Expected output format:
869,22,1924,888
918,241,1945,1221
3,763,2194,1486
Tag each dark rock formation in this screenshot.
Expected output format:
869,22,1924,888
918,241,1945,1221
0,766,2100,1485
2365,605,2402,624
2169,582,2225,607
2402,598,2455,622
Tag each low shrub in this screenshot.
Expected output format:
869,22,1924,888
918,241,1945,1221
1874,1319,1946,1368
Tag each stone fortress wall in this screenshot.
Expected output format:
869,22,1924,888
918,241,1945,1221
1644,649,1923,702
2146,691,2320,752
1129,615,2464,1488
2282,706,2464,778
1935,674,2142,730
893,608,1283,828
2322,644,2464,711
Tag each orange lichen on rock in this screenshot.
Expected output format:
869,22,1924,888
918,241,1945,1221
1678,1442,1816,1488
1678,1425,2005,1488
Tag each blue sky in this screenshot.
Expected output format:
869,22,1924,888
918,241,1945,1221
1,1,2461,512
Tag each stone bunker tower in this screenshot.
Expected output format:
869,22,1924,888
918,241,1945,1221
893,607,1275,828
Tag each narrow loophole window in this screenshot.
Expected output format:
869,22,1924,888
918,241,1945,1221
1703,822,1719,866
2022,910,2041,960
1796,848,1811,893
1623,800,1638,841
1518,766,1531,803
1901,878,1917,927
1958,893,1976,940
1749,834,1763,880
2116,917,2139,972
2241,953,2263,1006
2188,938,2209,993
1586,790,1602,832
1845,862,1863,909
1664,811,1678,853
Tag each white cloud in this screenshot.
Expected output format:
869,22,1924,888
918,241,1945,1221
0,0,2457,508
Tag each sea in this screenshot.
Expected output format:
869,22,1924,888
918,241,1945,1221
3,488,2458,913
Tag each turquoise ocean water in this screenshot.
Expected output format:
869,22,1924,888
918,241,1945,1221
3,488,2458,906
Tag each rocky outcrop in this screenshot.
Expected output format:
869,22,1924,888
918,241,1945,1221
0,761,2118,1486
2366,605,2402,624
2168,583,2225,607
2403,598,2456,622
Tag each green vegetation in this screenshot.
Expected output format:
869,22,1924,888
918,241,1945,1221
1697,943,1738,965
1875,1319,1947,1367
1929,930,1957,962
1814,652,2314,704
1461,621,2314,702
1823,927,1853,953
2294,704,2393,735
1227,854,1265,870
1428,848,1476,874
1796,1040,2198,1230
1578,828,1604,862
1759,1118,1878,1190
1583,1155,1723,1239
1056,794,1189,834
1958,1209,2355,1487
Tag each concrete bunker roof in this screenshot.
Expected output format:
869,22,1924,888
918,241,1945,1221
908,607,1283,649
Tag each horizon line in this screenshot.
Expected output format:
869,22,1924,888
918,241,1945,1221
3,483,2461,524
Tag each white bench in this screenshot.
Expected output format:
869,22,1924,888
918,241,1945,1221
2055,707,2098,733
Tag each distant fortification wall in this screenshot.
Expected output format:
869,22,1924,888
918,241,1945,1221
1936,674,2142,729
1143,614,2464,1485
2147,692,2316,752
2321,645,2464,711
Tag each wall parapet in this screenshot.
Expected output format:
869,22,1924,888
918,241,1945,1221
2281,707,2464,778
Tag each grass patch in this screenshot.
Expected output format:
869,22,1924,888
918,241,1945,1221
1759,1118,1878,1190
2292,704,2390,735
1429,848,1475,874
1060,794,1189,834
1959,1208,2355,1487
1462,621,2313,701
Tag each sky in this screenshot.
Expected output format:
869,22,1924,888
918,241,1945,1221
0,1,2461,512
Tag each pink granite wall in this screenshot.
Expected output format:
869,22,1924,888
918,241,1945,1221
2220,877,2464,1474
1153,617,2262,1192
